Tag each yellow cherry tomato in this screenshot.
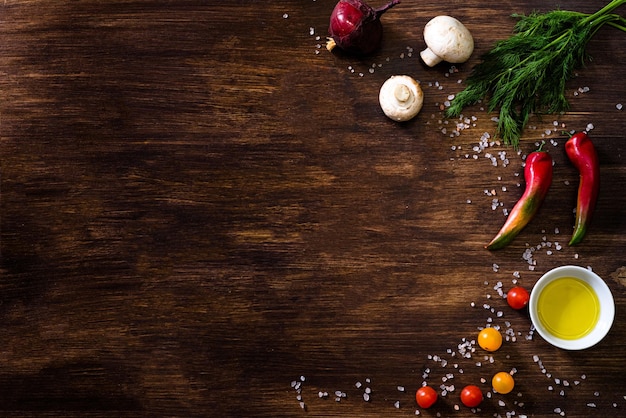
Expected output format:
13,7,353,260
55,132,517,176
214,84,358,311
477,327,502,352
492,372,515,394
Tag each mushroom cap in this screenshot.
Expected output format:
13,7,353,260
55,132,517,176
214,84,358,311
421,15,474,66
379,75,424,122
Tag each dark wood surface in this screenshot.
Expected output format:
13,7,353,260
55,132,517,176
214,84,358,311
1,0,625,416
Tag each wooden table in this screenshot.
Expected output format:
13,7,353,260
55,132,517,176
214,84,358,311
1,0,625,416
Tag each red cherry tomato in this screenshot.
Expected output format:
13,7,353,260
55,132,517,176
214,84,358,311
460,385,483,408
507,286,530,310
415,385,437,409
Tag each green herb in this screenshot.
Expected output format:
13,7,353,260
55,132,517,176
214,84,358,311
446,0,626,147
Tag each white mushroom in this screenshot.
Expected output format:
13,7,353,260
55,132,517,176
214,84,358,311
420,15,474,67
379,75,424,122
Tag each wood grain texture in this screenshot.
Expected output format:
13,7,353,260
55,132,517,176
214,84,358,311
1,0,625,416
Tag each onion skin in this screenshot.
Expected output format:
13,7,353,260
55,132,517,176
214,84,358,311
328,0,400,55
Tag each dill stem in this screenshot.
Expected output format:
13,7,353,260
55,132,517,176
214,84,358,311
608,21,626,32
582,0,626,25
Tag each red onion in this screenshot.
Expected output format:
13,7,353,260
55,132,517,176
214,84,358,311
327,0,400,55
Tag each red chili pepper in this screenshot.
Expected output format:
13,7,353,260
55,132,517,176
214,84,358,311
565,131,599,245
486,146,553,250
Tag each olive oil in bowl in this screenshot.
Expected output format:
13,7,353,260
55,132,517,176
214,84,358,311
529,265,615,350
536,277,600,340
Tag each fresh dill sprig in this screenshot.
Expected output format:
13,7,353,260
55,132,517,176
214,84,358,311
446,0,626,147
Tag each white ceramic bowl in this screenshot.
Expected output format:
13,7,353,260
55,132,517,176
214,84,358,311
529,265,615,350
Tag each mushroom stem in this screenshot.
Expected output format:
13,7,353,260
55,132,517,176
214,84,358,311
394,84,411,103
420,47,443,67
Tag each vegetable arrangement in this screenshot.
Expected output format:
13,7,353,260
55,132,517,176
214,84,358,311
324,1,610,247
446,0,626,147
485,133,601,249
319,2,614,413
413,322,523,410
485,132,601,250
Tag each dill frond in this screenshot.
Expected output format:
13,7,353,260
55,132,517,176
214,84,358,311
446,0,626,147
